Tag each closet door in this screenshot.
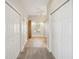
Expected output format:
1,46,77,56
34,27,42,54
5,4,21,59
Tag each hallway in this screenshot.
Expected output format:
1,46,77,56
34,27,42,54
17,38,55,59
17,48,55,59
5,0,73,59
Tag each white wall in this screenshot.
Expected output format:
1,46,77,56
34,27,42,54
48,0,73,59
20,17,28,51
5,4,21,59
5,3,28,59
6,0,24,16
32,22,46,37
48,0,67,14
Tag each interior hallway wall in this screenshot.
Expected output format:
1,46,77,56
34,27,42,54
48,0,73,59
5,2,28,59
6,0,24,16
5,4,21,59
21,17,28,51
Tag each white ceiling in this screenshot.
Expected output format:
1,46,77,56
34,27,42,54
6,0,49,16
20,0,49,16
6,0,68,18
28,15,47,22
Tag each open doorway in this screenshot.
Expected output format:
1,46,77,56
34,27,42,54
27,16,48,48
